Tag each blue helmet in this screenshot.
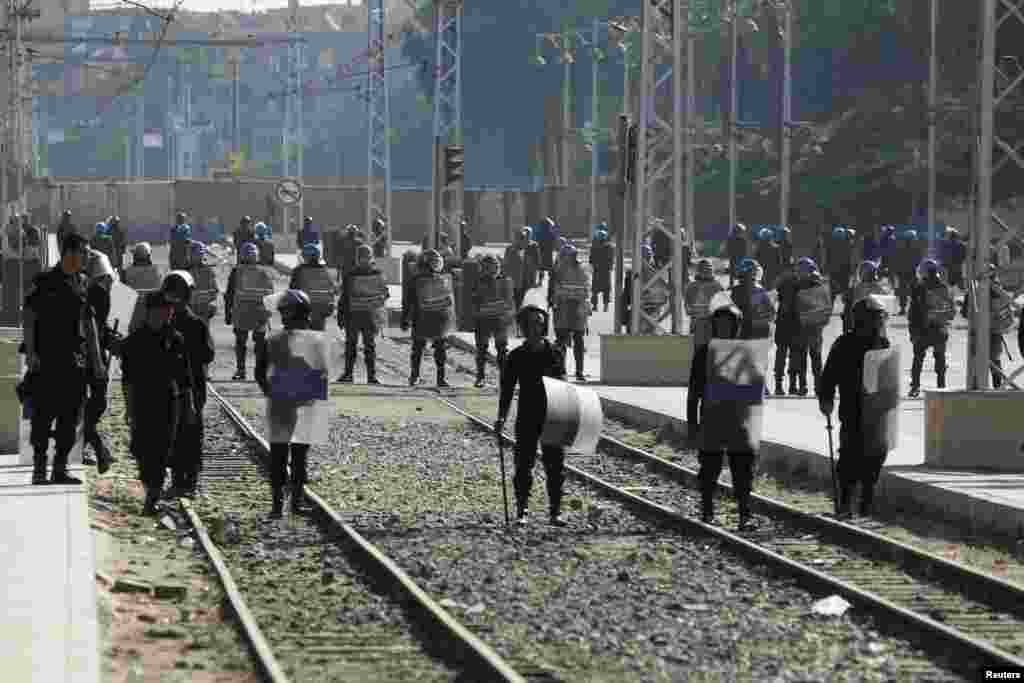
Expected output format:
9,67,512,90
797,257,818,275
277,288,311,317
919,258,941,276
302,242,322,262
94,222,110,237
832,226,848,240
596,230,609,241
255,222,270,240
641,242,653,260
736,257,758,275
174,222,192,239
901,229,918,241
240,242,259,260
190,240,207,262
520,226,533,241
560,242,578,259
758,227,774,241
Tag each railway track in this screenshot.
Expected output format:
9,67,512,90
181,381,527,683
368,336,1024,678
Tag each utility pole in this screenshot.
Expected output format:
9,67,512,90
282,0,304,235
631,0,683,336
926,0,937,240
430,0,462,252
726,0,738,232
589,18,599,229
778,0,792,228
366,0,392,247
968,0,1024,390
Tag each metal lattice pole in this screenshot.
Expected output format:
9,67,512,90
779,0,792,227
431,0,462,252
969,0,1024,389
726,0,738,232
631,0,683,336
366,0,392,245
926,0,937,238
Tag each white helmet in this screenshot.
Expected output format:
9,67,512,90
87,250,115,282
163,269,195,290
133,242,152,261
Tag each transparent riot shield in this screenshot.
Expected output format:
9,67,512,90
862,347,901,453
265,330,331,445
540,377,604,454
700,339,773,452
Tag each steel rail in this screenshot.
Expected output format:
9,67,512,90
432,393,1024,674
205,382,528,683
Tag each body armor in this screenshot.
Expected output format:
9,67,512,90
233,265,275,331
796,284,832,327
125,264,164,332
414,273,455,338
348,271,388,329
991,288,1016,334
258,240,276,266
294,266,336,321
189,264,218,320
474,275,515,335
924,285,955,326
553,265,591,332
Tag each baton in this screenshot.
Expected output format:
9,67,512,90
825,413,840,516
497,429,510,527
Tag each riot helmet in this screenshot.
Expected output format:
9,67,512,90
254,222,270,240
596,230,609,242
640,242,654,262
356,243,373,266
190,240,207,265
758,227,774,242
832,226,848,240
480,253,500,277
133,242,152,263
797,257,818,277
241,215,252,226
732,223,747,237
176,212,187,225
736,257,758,277
858,260,879,282
918,258,942,281
302,242,322,264
696,259,714,280
95,222,110,238
423,248,443,273
87,249,116,288
162,270,195,305
516,304,548,341
709,304,743,340
240,242,259,263
851,294,888,338
277,289,312,326
520,226,533,241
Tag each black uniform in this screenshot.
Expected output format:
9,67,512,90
23,266,96,483
818,331,891,515
686,341,756,524
224,266,268,375
907,277,953,392
727,232,748,287
55,216,76,253
109,218,126,275
82,281,115,467
498,339,567,518
773,270,800,393
169,306,215,494
120,319,191,501
755,241,782,290
589,240,614,310
402,264,450,385
234,222,256,260
826,235,854,306
337,263,387,380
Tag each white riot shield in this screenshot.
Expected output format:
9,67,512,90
107,280,138,332
540,377,604,454
265,330,331,445
862,347,900,453
699,339,772,452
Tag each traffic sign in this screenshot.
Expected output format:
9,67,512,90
275,179,302,206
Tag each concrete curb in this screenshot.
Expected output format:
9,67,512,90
597,397,1024,541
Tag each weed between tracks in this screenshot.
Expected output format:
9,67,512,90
232,387,961,682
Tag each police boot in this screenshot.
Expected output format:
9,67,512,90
365,356,380,385
573,346,586,382
32,452,48,485
50,452,81,485
233,347,246,381
797,376,808,397
142,488,160,516
859,485,875,517
700,490,715,524
474,355,487,388
290,453,308,514
409,347,423,386
338,347,356,383
549,488,567,527
788,374,799,396
774,376,785,397
737,498,754,531
94,438,113,475
837,485,854,519
269,448,286,518
270,488,284,518
937,370,946,390
515,496,529,525
436,363,450,388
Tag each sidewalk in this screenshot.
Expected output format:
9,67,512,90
0,471,100,683
275,252,1024,539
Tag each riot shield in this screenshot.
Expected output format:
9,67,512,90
699,339,772,453
107,280,138,332
540,377,604,454
266,330,331,445
862,347,901,453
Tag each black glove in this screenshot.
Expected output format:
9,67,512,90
258,380,270,397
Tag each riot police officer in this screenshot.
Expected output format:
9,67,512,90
844,260,889,332
730,257,775,340
297,216,318,252
81,249,119,474
589,229,614,313
789,258,831,396
289,242,336,331
686,303,759,530
494,305,568,526
685,259,725,349
772,259,800,396
503,227,541,316
22,233,100,485
402,249,455,387
107,215,126,278
471,253,514,387
778,226,794,268
894,229,923,315
91,221,116,266
226,242,275,380
549,244,591,381
337,243,387,383
163,270,215,497
255,290,330,517
943,227,967,291
187,241,219,323
962,263,1014,389
755,227,781,290
56,209,75,252
907,258,954,397
234,215,256,262
726,223,749,287
121,291,192,514
170,212,192,270
819,295,894,517
826,226,854,307
124,242,164,332
255,222,276,266
372,217,390,258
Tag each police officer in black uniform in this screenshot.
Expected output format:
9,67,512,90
81,250,120,473
22,233,96,485
55,209,75,253
818,295,892,517
163,271,215,497
494,305,568,527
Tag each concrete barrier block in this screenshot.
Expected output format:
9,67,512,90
924,390,1024,472
0,328,22,457
600,334,692,386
